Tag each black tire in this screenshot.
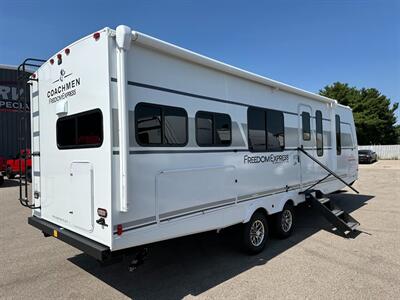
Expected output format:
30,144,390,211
274,203,295,239
0,175,4,186
242,211,268,254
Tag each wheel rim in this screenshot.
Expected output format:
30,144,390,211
281,209,293,232
249,220,265,247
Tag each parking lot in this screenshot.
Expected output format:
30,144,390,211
0,160,399,299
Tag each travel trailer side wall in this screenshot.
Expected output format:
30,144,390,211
24,25,359,262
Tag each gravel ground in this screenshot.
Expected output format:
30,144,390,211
0,160,399,299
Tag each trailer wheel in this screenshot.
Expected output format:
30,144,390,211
0,175,4,186
242,211,268,254
274,203,295,239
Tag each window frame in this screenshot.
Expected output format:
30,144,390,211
247,106,285,153
315,110,323,156
335,114,341,155
56,108,103,150
195,110,232,147
302,111,311,141
135,102,188,147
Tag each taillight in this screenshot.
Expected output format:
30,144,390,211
93,32,100,41
97,208,107,218
117,224,123,236
50,58,54,65
65,48,70,55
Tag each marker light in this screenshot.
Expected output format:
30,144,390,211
93,32,100,41
31,73,36,79
117,224,123,236
97,208,107,218
57,53,62,65
50,58,54,65
65,48,70,55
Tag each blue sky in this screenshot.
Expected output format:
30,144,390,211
1,0,399,121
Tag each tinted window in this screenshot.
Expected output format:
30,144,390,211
248,107,285,152
136,105,162,145
57,109,103,149
196,112,213,145
196,111,231,146
302,112,311,140
135,103,187,146
248,107,266,152
266,110,284,151
316,110,323,156
215,114,231,145
164,107,187,145
335,114,341,155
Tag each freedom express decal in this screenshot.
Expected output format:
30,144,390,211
244,154,289,164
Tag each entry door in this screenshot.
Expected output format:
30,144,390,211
298,104,315,188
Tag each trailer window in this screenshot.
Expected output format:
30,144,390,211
57,109,103,149
302,112,311,140
316,110,323,156
196,111,231,146
248,107,285,152
248,107,266,152
135,103,187,146
335,115,341,155
266,110,284,151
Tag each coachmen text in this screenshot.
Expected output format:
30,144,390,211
47,77,80,103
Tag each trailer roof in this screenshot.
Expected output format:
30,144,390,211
117,28,342,106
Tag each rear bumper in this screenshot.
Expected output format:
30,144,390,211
28,216,110,261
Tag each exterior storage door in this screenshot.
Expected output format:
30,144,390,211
69,162,94,232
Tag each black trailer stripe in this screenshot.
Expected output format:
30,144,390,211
111,78,299,116
111,147,332,155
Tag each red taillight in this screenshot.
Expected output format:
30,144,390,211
57,53,62,59
31,73,36,79
117,224,123,236
57,53,62,65
97,208,107,218
65,48,70,55
93,32,100,40
50,58,54,65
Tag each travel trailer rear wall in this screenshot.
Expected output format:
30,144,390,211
21,25,359,262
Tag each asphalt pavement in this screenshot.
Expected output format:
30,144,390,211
0,160,399,299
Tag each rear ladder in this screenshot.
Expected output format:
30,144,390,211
17,58,45,209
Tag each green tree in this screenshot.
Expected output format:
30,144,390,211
319,82,399,145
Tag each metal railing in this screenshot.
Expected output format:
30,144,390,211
297,147,359,194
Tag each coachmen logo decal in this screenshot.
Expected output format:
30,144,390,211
47,70,80,104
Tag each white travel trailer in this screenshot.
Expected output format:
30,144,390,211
21,25,359,263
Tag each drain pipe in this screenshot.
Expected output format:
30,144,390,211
116,25,132,212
